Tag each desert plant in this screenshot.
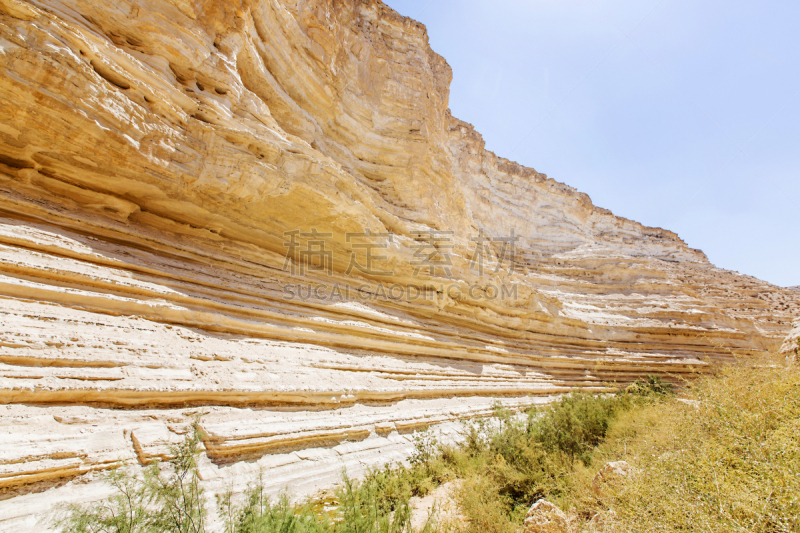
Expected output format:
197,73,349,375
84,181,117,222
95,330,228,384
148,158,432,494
146,425,207,533
219,482,329,533
532,392,622,464
55,421,207,533
70,368,789,533
54,467,155,533
335,474,415,533
620,375,674,398
455,475,516,533
409,428,440,468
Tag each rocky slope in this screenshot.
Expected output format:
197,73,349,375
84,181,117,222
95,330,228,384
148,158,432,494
0,0,797,529
781,320,800,356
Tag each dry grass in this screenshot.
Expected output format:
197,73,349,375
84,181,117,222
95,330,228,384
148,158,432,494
596,355,800,533
438,355,800,532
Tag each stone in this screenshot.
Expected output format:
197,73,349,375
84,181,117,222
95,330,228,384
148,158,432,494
779,320,800,359
523,498,570,533
0,0,797,529
592,460,631,495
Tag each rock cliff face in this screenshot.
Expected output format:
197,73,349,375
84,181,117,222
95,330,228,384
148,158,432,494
781,320,800,356
0,0,797,528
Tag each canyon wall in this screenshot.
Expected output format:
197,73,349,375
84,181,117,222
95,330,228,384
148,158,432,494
0,0,797,529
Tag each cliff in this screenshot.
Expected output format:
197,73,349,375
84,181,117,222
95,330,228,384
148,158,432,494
0,0,797,529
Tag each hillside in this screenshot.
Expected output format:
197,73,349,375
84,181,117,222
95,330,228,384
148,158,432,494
0,0,797,529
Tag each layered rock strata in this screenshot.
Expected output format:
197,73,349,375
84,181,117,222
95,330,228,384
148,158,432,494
0,0,797,529
781,320,800,355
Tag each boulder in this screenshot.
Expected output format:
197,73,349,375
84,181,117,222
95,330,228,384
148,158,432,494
523,498,570,533
592,460,631,495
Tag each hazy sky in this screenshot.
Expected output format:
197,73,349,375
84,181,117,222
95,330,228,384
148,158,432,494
383,0,800,287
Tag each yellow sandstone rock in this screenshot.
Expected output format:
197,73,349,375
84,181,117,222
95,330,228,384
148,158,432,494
0,0,797,529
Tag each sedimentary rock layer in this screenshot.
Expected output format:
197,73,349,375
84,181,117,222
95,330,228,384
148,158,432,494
0,0,797,529
781,321,800,355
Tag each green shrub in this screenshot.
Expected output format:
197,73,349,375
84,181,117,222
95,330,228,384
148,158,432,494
221,471,420,533
620,375,674,398
54,468,155,533
58,425,424,533
532,392,622,464
455,475,516,533
336,474,417,533
407,429,451,496
60,378,715,533
421,394,633,526
220,486,328,533
55,422,207,533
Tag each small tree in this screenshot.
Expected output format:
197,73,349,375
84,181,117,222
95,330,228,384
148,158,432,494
56,421,207,533
144,422,207,533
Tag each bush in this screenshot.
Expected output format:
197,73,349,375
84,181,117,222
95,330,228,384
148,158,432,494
221,471,419,533
533,392,623,464
407,429,451,496
455,475,516,533
427,395,632,524
55,422,207,533
220,487,328,533
620,375,674,398
62,376,721,533
58,425,424,533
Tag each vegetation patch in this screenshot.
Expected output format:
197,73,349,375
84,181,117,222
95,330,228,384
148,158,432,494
55,362,800,532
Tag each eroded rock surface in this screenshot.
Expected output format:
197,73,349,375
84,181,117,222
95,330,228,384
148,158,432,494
0,0,797,529
781,320,800,357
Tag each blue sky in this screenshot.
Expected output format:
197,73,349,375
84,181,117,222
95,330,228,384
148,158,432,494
383,0,800,287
